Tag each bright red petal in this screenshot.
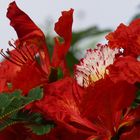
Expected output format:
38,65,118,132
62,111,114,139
54,9,73,42
37,77,80,121
0,59,20,92
52,9,73,75
108,56,140,84
37,77,100,135
12,61,47,94
81,77,137,133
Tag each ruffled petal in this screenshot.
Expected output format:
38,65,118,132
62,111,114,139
106,19,140,57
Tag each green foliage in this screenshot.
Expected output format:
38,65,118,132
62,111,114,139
15,111,54,135
29,124,54,135
132,89,140,108
66,51,79,74
0,87,43,120
57,67,64,79
0,87,44,131
72,26,111,46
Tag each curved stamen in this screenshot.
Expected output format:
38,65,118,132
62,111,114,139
0,41,37,67
6,48,26,64
0,49,22,66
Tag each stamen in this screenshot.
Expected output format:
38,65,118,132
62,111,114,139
75,45,119,87
0,49,22,66
0,41,37,67
6,48,25,64
8,41,28,62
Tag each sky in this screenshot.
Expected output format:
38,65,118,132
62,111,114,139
1,0,140,49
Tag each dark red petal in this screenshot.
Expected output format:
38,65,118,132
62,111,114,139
0,124,47,140
7,1,43,39
46,126,88,140
54,9,73,42
81,77,137,132
120,126,140,140
7,1,50,74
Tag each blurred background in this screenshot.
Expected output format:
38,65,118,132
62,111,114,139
1,0,140,70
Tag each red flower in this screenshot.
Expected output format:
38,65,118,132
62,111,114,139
37,76,138,139
106,19,140,57
0,1,73,94
37,45,138,139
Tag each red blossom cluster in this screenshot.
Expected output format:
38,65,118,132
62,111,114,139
0,1,140,140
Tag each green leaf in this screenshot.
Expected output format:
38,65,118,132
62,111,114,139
0,94,10,109
57,67,64,79
0,87,43,120
0,117,18,131
72,26,111,45
29,124,54,135
27,87,43,101
66,51,79,74
131,89,140,108
0,87,44,132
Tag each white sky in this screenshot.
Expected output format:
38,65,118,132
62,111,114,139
1,0,140,49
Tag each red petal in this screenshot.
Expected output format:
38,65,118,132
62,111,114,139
108,56,140,84
81,77,137,132
52,9,73,74
54,9,73,42
7,1,50,74
37,77,79,121
7,1,44,40
37,77,99,134
12,61,47,94
0,59,20,92
46,126,88,140
120,126,140,140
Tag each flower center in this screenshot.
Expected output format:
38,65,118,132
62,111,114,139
75,44,119,87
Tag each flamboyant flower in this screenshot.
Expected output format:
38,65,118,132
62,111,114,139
0,1,73,94
106,19,140,57
37,44,139,139
1,1,140,140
